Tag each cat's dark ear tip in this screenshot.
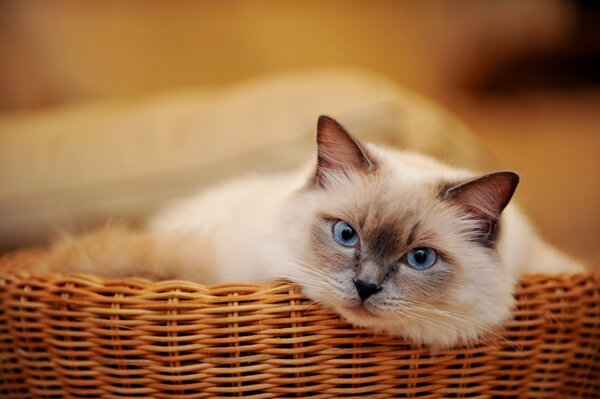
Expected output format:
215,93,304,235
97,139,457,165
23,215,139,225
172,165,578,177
317,115,335,124
317,115,339,132
494,170,520,187
316,115,348,144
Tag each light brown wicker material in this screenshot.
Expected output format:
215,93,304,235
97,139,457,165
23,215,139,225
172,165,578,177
0,251,598,398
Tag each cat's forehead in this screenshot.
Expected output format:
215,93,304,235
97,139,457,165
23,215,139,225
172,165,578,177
319,168,444,217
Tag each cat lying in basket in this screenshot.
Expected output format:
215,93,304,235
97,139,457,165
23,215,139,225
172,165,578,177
34,115,584,348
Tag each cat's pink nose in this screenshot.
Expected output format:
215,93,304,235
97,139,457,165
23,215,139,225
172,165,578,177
354,279,380,301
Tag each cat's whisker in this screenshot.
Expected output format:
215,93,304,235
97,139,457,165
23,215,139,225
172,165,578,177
373,296,519,349
265,251,334,281
405,304,521,351
260,255,322,277
285,255,333,278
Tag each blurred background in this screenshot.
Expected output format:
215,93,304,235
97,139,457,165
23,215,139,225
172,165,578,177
0,0,598,266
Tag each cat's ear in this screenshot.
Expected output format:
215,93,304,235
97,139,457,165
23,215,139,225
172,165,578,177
315,115,375,185
442,171,519,245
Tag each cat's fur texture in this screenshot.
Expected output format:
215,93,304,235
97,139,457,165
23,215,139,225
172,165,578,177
35,116,584,348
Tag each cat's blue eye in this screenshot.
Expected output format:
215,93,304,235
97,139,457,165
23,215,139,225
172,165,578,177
332,220,359,247
405,247,437,270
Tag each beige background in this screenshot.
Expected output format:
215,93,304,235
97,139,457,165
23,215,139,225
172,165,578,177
1,1,598,264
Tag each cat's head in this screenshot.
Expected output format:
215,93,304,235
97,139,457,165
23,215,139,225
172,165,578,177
274,116,519,348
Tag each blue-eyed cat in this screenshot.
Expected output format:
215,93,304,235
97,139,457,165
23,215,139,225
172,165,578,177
36,116,584,347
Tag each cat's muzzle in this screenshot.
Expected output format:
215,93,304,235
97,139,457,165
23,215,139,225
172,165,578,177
354,279,381,301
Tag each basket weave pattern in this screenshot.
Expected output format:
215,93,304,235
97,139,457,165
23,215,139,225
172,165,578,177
0,252,599,398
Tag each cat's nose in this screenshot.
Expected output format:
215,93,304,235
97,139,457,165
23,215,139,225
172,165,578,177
354,279,380,301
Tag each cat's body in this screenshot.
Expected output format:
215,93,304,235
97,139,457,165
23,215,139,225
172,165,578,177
36,116,584,348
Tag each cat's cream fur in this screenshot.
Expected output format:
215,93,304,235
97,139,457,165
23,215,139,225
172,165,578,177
36,116,584,348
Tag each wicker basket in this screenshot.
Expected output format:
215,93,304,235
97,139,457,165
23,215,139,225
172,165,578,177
0,251,598,398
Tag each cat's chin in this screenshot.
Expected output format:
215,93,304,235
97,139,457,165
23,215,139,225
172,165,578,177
341,303,379,318
337,303,388,328
335,301,508,349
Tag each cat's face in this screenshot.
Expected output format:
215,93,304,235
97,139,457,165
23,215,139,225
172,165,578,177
275,116,518,348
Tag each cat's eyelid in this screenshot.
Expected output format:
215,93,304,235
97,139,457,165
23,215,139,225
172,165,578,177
320,214,357,229
319,214,339,223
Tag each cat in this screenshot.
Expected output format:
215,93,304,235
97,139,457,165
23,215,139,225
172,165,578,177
34,115,584,348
